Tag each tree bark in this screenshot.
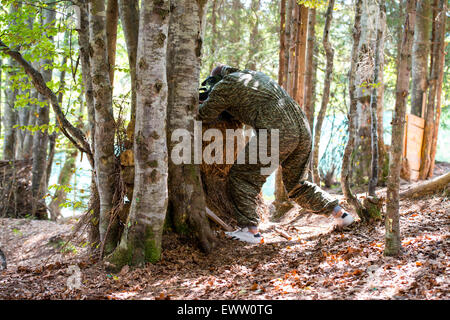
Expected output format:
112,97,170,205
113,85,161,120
108,0,170,267
303,8,316,130
106,0,119,87
89,0,118,255
420,0,446,179
312,0,335,186
385,0,416,257
246,0,261,70
166,0,216,253
278,0,287,87
31,5,56,215
428,0,447,177
49,149,78,220
368,0,386,196
341,0,365,217
410,0,431,117
400,171,450,199
292,5,308,105
118,0,139,141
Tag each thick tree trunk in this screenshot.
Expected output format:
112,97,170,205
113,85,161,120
312,0,335,185
385,0,416,257
166,0,216,253
410,0,431,117
118,0,139,141
108,0,170,267
89,0,118,255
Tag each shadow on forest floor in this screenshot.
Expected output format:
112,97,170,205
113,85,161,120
0,178,449,300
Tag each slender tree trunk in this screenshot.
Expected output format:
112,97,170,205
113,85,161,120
3,57,18,161
385,0,416,257
312,0,334,185
118,0,139,141
31,5,56,215
278,0,286,87
420,0,446,179
353,0,381,185
292,5,308,104
283,0,294,89
368,0,386,196
303,8,316,130
2,3,21,161
166,0,216,253
410,0,431,117
209,0,218,72
106,0,119,87
49,149,78,220
108,0,170,267
341,0,364,216
428,0,447,176
89,0,118,255
246,0,261,70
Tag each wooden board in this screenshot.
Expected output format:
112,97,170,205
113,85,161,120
403,113,425,181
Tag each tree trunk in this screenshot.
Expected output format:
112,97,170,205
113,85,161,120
106,0,119,87
303,8,316,130
420,0,446,179
209,0,218,72
428,0,447,177
108,0,170,267
368,0,386,196
312,0,335,186
400,171,450,199
2,3,21,161
3,57,18,161
31,5,56,216
410,0,431,117
166,0,216,253
89,0,118,255
278,0,286,88
246,0,261,70
49,149,78,220
118,0,139,141
385,0,416,257
353,0,382,185
341,0,365,217
292,5,308,105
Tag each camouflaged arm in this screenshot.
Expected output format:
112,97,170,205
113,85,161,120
198,81,232,122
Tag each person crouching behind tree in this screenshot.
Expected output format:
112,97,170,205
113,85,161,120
198,64,354,244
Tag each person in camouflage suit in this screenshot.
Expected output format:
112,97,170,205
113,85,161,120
198,65,354,243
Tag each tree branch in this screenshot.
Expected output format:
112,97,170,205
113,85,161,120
0,39,94,167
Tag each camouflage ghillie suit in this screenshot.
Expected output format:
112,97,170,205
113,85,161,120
199,66,338,227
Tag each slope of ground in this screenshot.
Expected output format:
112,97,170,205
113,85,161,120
0,187,448,300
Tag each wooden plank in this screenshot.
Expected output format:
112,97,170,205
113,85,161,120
205,207,234,232
403,113,425,181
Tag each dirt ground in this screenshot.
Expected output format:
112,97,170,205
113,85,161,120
0,180,449,300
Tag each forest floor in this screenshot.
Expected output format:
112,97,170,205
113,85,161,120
0,166,449,300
